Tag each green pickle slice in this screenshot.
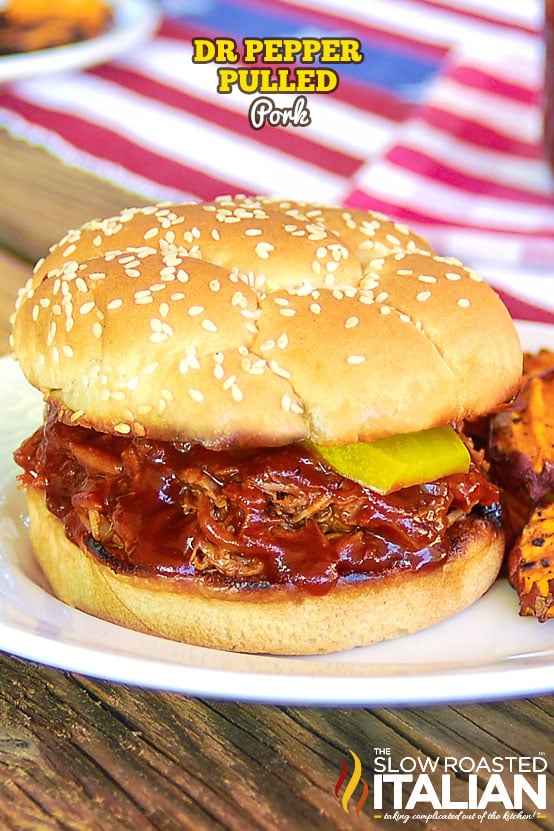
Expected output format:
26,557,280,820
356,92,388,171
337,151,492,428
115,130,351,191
312,426,470,494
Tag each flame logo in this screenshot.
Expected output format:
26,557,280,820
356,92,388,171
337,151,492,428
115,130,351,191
334,750,369,816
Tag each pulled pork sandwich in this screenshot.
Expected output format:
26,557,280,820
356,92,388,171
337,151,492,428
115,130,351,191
11,196,523,654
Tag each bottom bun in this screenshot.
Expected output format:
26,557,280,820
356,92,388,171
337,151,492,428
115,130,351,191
27,488,504,655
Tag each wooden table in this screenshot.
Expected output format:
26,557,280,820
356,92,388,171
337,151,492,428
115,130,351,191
0,129,552,831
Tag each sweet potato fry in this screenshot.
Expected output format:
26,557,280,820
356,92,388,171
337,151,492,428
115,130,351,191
508,500,554,621
488,350,554,502
487,349,554,621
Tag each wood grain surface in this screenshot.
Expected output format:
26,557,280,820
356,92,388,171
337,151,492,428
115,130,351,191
0,654,552,831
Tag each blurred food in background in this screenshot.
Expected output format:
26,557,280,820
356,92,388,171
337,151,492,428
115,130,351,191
0,0,113,54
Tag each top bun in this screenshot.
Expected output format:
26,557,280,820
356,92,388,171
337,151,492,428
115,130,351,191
11,195,522,448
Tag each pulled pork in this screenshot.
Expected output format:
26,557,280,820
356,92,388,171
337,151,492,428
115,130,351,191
15,403,501,594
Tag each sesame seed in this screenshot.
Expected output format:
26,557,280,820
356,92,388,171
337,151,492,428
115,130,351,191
75,277,88,293
416,291,432,302
188,305,204,317
457,298,471,308
209,279,221,292
159,302,170,318
255,241,274,259
232,290,247,307
269,360,292,380
245,228,263,236
62,345,74,358
135,295,154,305
347,355,366,366
214,364,224,380
380,305,392,315
375,291,389,303
310,302,321,315
248,359,266,375
345,316,359,329
418,275,437,284
107,299,123,310
211,229,221,241
80,300,95,315
279,308,296,317
281,394,292,412
445,272,462,281
400,313,411,323
92,322,103,338
171,292,186,301
144,227,158,239
202,319,218,333
188,388,204,403
231,384,244,402
114,423,131,434
358,293,373,305
277,333,289,349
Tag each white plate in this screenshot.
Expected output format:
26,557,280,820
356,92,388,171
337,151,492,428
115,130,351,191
0,0,161,83
1,321,553,706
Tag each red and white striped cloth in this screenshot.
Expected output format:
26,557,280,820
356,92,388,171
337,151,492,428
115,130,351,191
0,0,552,322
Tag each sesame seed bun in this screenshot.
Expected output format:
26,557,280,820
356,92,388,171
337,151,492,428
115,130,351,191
26,487,504,655
11,195,522,448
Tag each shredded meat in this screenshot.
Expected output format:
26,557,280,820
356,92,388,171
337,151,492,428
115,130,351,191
15,403,501,594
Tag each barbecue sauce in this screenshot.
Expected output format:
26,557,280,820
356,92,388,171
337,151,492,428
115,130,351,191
15,404,501,595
